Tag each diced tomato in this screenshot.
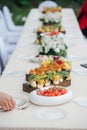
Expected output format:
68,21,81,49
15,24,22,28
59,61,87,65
57,60,63,65
50,31,59,36
37,86,67,97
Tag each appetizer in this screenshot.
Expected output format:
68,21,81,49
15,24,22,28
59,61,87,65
24,56,71,90
42,6,62,13
39,32,68,57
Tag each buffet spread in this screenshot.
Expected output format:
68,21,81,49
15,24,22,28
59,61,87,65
23,7,71,96
0,6,87,130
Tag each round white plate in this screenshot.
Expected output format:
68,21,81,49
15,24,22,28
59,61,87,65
14,98,27,107
17,54,43,63
35,108,66,120
73,97,87,108
20,41,35,48
0,98,28,111
30,55,47,63
14,97,29,109
66,55,86,61
66,43,76,48
3,71,26,77
29,87,72,106
65,34,80,39
72,69,87,75
17,54,35,61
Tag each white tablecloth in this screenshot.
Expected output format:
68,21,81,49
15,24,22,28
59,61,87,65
0,8,87,130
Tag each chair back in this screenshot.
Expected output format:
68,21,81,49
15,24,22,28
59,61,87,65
0,36,8,66
0,54,4,74
3,6,23,32
0,10,8,40
3,6,15,30
38,0,57,11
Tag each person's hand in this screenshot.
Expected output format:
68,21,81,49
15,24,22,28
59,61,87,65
0,92,16,111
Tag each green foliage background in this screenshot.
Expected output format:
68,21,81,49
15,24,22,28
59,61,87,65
0,0,85,25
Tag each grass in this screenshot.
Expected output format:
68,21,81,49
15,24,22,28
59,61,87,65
0,0,84,25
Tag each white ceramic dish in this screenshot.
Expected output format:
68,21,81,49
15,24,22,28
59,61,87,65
29,87,72,106
66,55,86,61
0,98,29,111
14,97,29,109
3,71,26,77
35,108,66,120
72,69,87,75
17,54,42,63
17,54,35,61
67,34,81,38
73,97,87,108
14,98,27,107
30,55,42,63
20,41,35,48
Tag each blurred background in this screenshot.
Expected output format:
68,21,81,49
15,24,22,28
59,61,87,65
0,0,86,74
0,0,84,25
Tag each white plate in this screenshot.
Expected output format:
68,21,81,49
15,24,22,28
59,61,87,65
14,98,27,107
73,97,87,108
17,54,35,61
14,97,29,109
0,98,29,111
18,54,47,63
72,69,87,75
35,108,66,120
30,55,48,63
29,87,72,106
3,71,26,77
64,32,80,38
20,42,35,48
66,55,86,61
66,43,76,48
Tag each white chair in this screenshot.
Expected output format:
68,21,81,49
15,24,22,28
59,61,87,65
0,10,21,42
0,55,4,75
38,0,58,12
0,64,1,75
0,10,21,54
0,36,10,68
2,6,23,32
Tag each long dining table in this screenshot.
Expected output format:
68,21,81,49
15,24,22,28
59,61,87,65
0,8,87,130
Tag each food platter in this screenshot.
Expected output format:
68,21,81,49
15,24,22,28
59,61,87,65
29,86,72,106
